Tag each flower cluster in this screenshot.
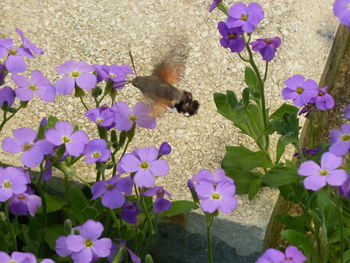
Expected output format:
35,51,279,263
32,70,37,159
256,245,307,263
55,220,112,263
0,166,41,216
282,74,334,113
215,2,281,61
189,169,237,214
0,251,54,263
85,102,157,131
0,29,56,104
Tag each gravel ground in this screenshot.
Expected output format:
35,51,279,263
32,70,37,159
0,0,339,257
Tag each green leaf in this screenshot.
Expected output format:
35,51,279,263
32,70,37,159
47,116,59,129
145,254,154,263
111,247,125,263
214,93,236,122
242,88,250,108
244,66,258,89
38,194,66,214
44,224,64,250
68,187,88,223
119,131,127,148
0,231,8,251
337,249,350,263
281,229,315,257
274,214,308,233
160,200,198,217
224,168,261,194
248,178,262,200
262,166,299,187
270,103,299,120
222,145,273,171
226,90,238,108
316,189,332,211
329,228,350,244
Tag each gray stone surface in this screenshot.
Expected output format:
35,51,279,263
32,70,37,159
0,0,339,259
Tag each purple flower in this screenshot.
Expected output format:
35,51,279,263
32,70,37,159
93,64,109,83
209,0,222,12
159,141,172,156
333,0,350,28
2,128,54,168
12,70,56,102
102,64,133,90
298,103,316,117
195,179,237,214
0,64,6,85
0,38,33,73
91,175,133,209
108,240,141,263
217,22,245,53
329,124,350,156
0,86,15,107
226,2,264,33
256,248,284,263
119,147,169,187
193,168,233,184
282,75,318,107
293,147,321,159
309,86,334,111
65,220,112,263
120,201,140,224
41,259,55,263
16,28,44,56
142,186,171,213
250,37,281,61
298,152,347,191
344,104,350,119
0,251,37,263
56,235,72,257
9,190,42,216
55,60,97,95
112,102,156,131
83,139,111,163
339,176,350,198
0,166,28,202
85,106,114,127
45,121,89,157
284,246,307,262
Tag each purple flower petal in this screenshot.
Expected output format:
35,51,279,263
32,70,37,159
304,175,326,191
134,169,155,188
92,238,112,257
56,76,75,95
326,169,347,186
6,55,27,73
71,248,93,263
150,160,169,177
80,220,104,240
298,161,320,176
2,137,22,153
320,152,342,170
66,235,85,252
76,73,97,90
120,154,141,172
102,188,125,209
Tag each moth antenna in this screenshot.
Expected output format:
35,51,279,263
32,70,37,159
128,50,137,77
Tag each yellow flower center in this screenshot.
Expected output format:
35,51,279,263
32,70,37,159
211,192,221,200
96,118,103,124
241,14,248,21
319,169,329,176
29,84,37,91
3,181,11,188
296,87,304,94
23,143,33,151
140,161,149,169
129,115,138,121
342,134,350,142
265,39,272,44
18,194,26,200
9,260,17,263
107,183,114,190
109,73,116,78
62,136,71,143
71,71,80,78
93,152,101,158
318,91,324,96
9,48,17,55
228,33,237,39
84,239,93,248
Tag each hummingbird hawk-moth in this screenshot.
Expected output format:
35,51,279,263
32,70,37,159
129,49,199,116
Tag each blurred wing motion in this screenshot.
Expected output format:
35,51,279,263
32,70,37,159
152,60,184,86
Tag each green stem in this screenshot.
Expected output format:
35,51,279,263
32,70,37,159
5,202,17,250
79,96,89,111
109,209,121,237
263,61,269,82
336,195,345,263
205,214,213,263
0,105,22,133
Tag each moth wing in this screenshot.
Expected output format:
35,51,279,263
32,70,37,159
149,98,172,118
152,60,184,85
